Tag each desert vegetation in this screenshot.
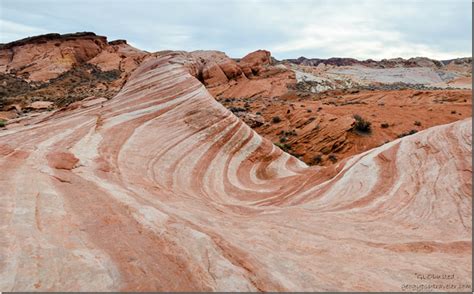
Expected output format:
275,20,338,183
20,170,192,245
272,116,282,123
352,114,372,134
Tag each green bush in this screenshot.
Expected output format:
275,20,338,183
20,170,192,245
0,119,6,128
274,142,292,152
272,116,282,123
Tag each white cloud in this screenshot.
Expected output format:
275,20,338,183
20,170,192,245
272,23,470,60
0,19,48,42
267,1,471,60
0,0,470,60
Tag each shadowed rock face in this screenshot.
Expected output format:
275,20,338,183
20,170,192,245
0,52,471,291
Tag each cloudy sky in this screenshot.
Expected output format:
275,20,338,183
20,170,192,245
0,0,471,60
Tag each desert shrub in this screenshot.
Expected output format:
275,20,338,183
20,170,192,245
283,130,297,136
313,154,322,165
380,122,389,128
451,110,457,114
353,114,372,134
397,129,418,138
272,116,282,123
229,107,246,113
279,137,288,143
328,154,338,163
274,142,292,152
256,111,261,115
0,119,6,128
414,121,422,126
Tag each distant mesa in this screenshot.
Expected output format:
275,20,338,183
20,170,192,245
283,55,471,69
0,32,107,50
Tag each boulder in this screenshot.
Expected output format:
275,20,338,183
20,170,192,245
219,60,243,80
28,101,54,110
234,112,265,128
81,97,108,108
202,62,229,87
239,50,272,77
46,151,79,170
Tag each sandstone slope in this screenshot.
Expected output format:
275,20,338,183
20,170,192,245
0,52,471,292
222,88,471,165
1,34,472,169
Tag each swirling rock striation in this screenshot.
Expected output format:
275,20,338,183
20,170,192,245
0,52,471,291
